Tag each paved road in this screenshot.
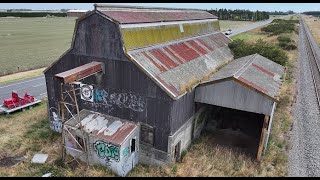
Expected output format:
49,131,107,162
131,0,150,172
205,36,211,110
0,75,47,101
0,18,275,101
227,19,273,37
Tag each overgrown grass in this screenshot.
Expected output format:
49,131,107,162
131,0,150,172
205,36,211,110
303,14,320,45
0,68,45,85
228,39,288,66
0,17,75,76
261,19,298,36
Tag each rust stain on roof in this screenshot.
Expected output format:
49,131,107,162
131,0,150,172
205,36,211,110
203,54,285,100
128,32,233,99
70,110,138,146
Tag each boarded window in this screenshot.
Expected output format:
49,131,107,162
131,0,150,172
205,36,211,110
140,123,154,146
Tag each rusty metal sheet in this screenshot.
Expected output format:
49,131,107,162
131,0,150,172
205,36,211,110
69,109,138,146
55,61,103,84
128,32,233,99
203,53,285,100
100,10,217,24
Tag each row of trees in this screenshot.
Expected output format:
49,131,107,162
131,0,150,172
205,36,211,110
268,10,294,15
206,9,297,21
207,9,270,21
303,11,320,16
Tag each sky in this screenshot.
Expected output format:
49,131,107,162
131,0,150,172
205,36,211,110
0,3,319,13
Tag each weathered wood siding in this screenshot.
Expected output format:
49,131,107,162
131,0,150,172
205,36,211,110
72,13,125,60
169,91,195,135
195,80,274,116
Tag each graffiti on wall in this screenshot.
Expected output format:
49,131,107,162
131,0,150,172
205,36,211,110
93,140,120,164
122,147,129,157
49,107,62,133
80,84,94,102
121,147,131,173
90,88,145,112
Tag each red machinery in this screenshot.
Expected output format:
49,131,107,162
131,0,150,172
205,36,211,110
3,91,35,109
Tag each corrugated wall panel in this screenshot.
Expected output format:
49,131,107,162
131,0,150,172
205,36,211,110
195,80,274,116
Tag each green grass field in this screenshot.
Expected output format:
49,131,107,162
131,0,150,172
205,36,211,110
0,17,76,76
0,17,280,78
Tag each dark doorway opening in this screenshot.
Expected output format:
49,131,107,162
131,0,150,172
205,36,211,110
174,141,181,162
131,138,136,153
195,103,264,159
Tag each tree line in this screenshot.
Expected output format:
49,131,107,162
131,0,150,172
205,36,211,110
303,11,320,16
207,9,270,21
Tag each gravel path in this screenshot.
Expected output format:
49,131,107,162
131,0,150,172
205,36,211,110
288,19,320,177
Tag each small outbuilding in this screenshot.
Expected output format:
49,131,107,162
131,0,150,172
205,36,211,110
195,53,285,160
63,109,139,177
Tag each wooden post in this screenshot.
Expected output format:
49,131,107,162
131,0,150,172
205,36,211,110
257,115,269,162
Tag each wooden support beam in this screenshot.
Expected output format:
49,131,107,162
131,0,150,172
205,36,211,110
257,115,269,162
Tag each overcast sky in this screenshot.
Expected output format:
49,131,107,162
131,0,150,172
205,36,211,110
0,3,319,13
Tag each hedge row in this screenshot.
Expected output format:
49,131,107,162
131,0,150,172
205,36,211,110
0,12,67,17
228,39,288,66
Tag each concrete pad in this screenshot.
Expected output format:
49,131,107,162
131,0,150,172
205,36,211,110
31,154,48,164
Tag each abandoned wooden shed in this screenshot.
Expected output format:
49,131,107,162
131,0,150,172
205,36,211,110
195,53,285,160
43,4,284,176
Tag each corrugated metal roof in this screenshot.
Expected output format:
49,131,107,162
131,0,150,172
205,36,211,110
100,10,217,24
67,109,138,146
202,54,285,100
127,32,233,99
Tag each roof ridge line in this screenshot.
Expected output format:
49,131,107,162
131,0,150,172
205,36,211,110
233,54,257,78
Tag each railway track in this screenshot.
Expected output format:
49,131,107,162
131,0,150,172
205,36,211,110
300,18,320,109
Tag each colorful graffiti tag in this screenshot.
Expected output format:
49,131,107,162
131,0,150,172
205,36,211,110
122,147,129,157
93,140,120,162
93,89,145,112
49,107,62,133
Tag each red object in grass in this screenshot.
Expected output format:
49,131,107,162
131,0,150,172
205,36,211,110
3,91,34,109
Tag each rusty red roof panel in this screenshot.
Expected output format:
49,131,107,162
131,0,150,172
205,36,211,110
128,32,233,99
204,54,285,100
100,10,217,24
252,63,275,77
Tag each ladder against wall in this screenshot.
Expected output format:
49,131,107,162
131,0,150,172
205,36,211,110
54,61,104,165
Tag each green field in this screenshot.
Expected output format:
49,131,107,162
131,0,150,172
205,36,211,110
0,17,76,76
0,17,280,78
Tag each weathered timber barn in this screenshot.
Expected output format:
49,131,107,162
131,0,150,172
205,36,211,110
44,4,284,176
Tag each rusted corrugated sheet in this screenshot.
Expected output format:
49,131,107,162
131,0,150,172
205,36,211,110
70,109,138,146
127,32,233,98
54,61,103,84
202,53,285,100
100,10,217,24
